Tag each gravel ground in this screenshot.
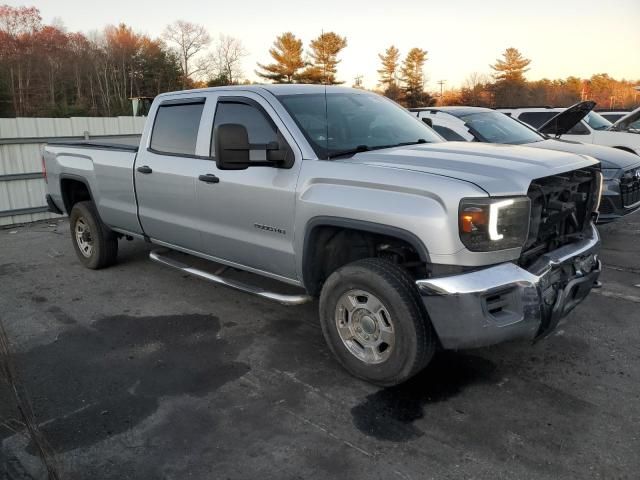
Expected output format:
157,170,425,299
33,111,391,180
1,213,639,480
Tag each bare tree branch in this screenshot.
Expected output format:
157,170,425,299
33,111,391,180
162,20,211,87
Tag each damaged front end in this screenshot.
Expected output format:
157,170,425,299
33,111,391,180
415,166,602,350
522,167,602,338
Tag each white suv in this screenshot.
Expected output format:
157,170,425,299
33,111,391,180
499,103,640,156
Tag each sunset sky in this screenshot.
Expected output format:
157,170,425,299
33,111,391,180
9,0,640,90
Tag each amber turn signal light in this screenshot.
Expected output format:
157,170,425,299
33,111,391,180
459,207,486,233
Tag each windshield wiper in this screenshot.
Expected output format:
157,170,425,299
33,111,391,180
327,139,428,160
392,138,428,147
328,144,371,159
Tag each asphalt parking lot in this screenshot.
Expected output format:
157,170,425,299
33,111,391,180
1,214,639,480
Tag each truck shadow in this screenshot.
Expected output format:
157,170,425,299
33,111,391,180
350,352,498,441
0,313,249,454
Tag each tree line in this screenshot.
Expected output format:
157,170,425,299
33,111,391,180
0,4,637,117
0,5,248,116
442,48,639,110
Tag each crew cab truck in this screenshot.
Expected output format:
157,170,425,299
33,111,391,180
44,85,603,386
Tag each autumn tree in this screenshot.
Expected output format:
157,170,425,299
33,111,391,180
0,5,182,117
300,32,347,84
162,20,211,87
256,32,305,83
400,48,431,107
377,45,401,101
0,4,42,114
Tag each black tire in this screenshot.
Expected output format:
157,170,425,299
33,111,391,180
69,201,118,269
319,258,436,386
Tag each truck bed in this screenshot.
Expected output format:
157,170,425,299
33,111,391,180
44,139,142,235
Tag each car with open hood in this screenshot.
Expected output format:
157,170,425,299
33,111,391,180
499,102,640,156
412,106,640,222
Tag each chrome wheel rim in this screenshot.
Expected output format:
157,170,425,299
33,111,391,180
75,217,94,258
334,289,395,364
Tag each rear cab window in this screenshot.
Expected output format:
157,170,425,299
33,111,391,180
150,98,205,155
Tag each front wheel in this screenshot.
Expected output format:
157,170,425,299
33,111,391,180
69,201,118,269
319,258,436,386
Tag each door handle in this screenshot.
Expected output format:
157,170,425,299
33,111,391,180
137,165,153,174
198,174,220,184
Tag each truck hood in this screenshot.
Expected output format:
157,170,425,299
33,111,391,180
538,101,595,137
341,142,599,196
526,139,639,169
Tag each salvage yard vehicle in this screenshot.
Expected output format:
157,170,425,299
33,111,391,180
411,106,640,222
499,102,640,155
598,110,629,123
44,86,603,386
608,107,640,134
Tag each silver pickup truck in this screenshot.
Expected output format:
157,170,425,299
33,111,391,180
43,85,603,386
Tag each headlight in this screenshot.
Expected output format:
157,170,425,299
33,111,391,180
594,170,603,213
459,197,530,251
601,168,620,180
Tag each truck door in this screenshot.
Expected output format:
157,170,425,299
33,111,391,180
134,97,208,251
194,93,303,281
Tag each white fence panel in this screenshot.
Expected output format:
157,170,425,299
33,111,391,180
0,116,144,226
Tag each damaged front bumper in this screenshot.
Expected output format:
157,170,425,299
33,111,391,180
416,224,601,350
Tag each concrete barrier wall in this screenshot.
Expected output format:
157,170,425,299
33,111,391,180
0,117,145,226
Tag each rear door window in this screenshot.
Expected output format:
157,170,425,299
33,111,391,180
150,100,205,155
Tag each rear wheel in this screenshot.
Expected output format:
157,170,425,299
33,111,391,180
69,201,118,269
319,258,436,386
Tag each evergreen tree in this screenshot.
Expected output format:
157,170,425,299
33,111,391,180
377,45,401,101
256,32,305,83
490,47,531,82
400,48,429,107
299,32,347,84
490,48,531,106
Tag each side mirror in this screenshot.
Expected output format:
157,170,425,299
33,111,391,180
215,123,251,170
421,117,433,127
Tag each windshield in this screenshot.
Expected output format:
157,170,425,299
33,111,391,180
277,92,442,159
584,112,612,131
456,111,544,145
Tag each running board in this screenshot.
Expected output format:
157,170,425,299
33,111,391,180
149,250,312,306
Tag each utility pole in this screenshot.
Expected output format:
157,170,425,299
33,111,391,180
353,74,363,89
437,80,446,99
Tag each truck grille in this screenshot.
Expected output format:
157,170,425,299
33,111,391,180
621,167,640,208
519,167,599,268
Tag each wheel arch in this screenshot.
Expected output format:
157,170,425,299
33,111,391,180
60,174,94,214
301,216,430,296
